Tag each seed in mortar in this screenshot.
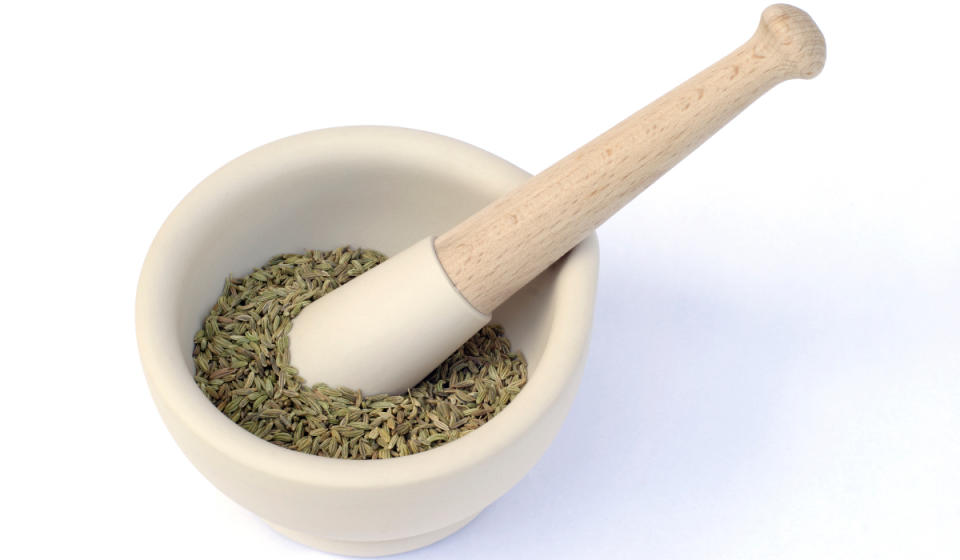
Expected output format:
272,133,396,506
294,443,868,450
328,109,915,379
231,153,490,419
192,246,528,459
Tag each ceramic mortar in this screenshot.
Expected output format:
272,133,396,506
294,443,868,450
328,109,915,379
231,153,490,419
136,126,599,556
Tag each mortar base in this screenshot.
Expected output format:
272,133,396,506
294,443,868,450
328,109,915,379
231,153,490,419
268,513,479,557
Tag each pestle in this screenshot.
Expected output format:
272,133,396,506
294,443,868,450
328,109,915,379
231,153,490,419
288,4,826,396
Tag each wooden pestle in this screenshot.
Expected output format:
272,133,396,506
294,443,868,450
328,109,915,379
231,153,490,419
288,4,826,395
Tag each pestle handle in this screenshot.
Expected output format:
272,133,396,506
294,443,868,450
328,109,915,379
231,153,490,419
435,4,825,313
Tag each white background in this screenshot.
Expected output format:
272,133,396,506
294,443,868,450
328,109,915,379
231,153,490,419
2,1,957,558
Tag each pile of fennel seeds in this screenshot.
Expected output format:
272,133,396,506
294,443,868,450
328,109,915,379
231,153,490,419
193,247,527,459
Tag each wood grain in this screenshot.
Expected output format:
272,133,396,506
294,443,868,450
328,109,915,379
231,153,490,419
435,4,825,313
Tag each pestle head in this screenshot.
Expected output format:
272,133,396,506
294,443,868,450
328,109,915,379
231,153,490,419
288,237,490,396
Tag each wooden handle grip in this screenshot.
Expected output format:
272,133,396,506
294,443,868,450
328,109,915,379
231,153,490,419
436,4,825,313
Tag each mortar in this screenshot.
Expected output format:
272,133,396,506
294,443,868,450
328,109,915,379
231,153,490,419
136,126,600,556
137,5,826,553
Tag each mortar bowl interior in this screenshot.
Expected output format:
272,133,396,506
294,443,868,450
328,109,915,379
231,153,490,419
136,126,599,556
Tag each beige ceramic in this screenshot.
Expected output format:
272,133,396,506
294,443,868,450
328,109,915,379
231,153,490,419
136,126,599,556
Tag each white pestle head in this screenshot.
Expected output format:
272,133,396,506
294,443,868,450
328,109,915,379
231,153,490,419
288,237,491,396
